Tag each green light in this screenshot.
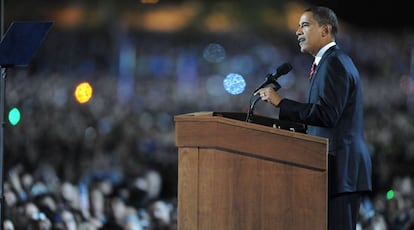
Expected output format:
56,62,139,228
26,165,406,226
386,189,394,200
8,107,21,126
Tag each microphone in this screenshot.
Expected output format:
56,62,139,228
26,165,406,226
253,62,292,93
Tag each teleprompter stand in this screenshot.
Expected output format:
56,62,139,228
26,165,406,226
0,21,52,224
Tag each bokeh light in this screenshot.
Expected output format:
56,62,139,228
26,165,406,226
223,73,246,95
203,43,226,63
8,107,21,126
74,82,93,104
386,189,394,200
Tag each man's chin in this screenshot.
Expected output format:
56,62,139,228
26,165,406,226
300,47,307,53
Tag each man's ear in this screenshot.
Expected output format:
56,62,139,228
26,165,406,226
322,24,332,37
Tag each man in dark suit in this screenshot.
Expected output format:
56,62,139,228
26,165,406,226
255,6,372,230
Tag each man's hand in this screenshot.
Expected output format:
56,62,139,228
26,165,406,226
254,87,282,107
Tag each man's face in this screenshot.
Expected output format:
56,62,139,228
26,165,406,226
296,12,325,56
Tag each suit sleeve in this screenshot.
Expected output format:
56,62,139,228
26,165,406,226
279,57,352,128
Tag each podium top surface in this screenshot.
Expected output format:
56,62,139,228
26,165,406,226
0,21,53,67
175,111,328,170
175,111,327,144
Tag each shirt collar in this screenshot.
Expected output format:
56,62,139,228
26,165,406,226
314,41,336,65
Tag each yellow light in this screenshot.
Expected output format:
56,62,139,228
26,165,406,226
140,0,159,4
51,4,86,28
74,82,93,104
139,3,199,32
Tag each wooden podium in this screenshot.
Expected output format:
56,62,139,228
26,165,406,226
174,111,328,230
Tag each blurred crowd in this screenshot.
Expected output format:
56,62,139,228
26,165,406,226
3,162,176,230
2,22,414,229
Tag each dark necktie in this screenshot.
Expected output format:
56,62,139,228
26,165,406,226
309,62,316,80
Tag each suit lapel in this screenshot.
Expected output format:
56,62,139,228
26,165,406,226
307,45,338,103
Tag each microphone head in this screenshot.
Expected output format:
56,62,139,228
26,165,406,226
276,62,293,75
253,62,292,93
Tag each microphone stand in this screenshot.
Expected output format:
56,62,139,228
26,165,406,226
245,82,281,123
245,96,260,123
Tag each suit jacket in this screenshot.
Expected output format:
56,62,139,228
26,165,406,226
279,45,372,197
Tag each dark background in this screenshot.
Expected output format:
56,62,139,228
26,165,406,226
1,0,413,228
